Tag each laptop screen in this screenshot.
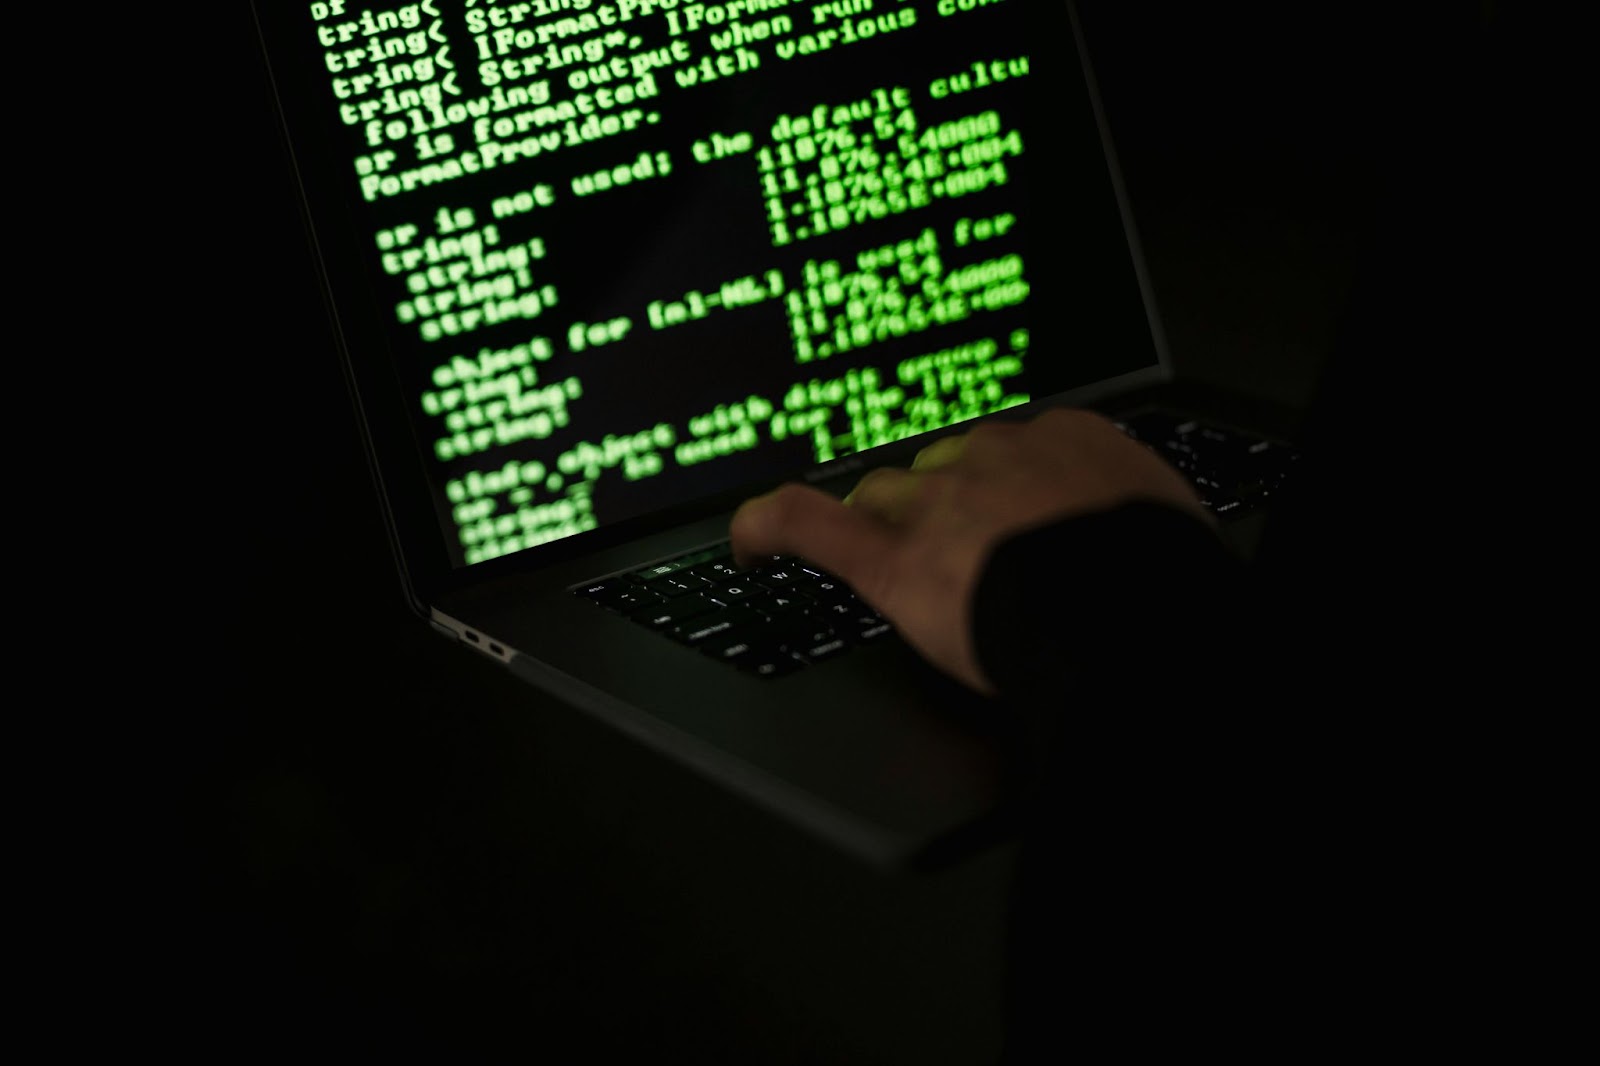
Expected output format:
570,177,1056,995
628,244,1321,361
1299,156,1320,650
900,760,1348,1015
255,0,1160,569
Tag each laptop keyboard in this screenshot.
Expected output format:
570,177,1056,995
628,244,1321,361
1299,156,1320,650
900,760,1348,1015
573,415,1298,678
574,544,890,678
1116,412,1300,517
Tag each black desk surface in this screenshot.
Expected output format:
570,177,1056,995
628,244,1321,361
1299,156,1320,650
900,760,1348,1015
153,4,1394,1059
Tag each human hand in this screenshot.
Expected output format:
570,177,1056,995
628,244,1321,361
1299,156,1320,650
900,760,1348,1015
729,408,1211,694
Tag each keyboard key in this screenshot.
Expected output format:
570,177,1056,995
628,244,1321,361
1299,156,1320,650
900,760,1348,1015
659,572,714,594
756,565,802,585
856,621,894,642
630,595,717,629
743,651,803,678
682,564,735,584
806,580,855,604
745,592,810,619
701,632,765,663
674,606,760,646
705,583,762,606
607,588,668,612
574,579,635,603
632,561,688,583
796,637,851,663
771,620,836,651
838,605,889,630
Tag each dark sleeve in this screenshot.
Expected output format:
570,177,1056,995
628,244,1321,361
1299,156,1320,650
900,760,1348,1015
983,9,1519,1056
975,505,1319,1058
972,500,1244,715
971,500,1260,815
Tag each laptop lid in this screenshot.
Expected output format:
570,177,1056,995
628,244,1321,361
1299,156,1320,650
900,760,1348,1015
250,0,1168,613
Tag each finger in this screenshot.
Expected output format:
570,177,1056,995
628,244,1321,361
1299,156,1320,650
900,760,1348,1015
729,483,899,593
1026,405,1112,435
911,433,968,472
843,466,925,526
947,419,1026,470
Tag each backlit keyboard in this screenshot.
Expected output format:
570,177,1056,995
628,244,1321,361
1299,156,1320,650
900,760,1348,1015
574,414,1298,677
574,543,892,678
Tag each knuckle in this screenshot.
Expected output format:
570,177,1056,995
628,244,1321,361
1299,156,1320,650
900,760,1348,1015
920,432,966,458
855,466,905,495
965,422,1014,449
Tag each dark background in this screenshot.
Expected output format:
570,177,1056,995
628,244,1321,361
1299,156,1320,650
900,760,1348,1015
123,3,1452,1060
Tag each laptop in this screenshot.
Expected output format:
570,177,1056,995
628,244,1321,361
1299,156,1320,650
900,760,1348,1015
249,0,1295,869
